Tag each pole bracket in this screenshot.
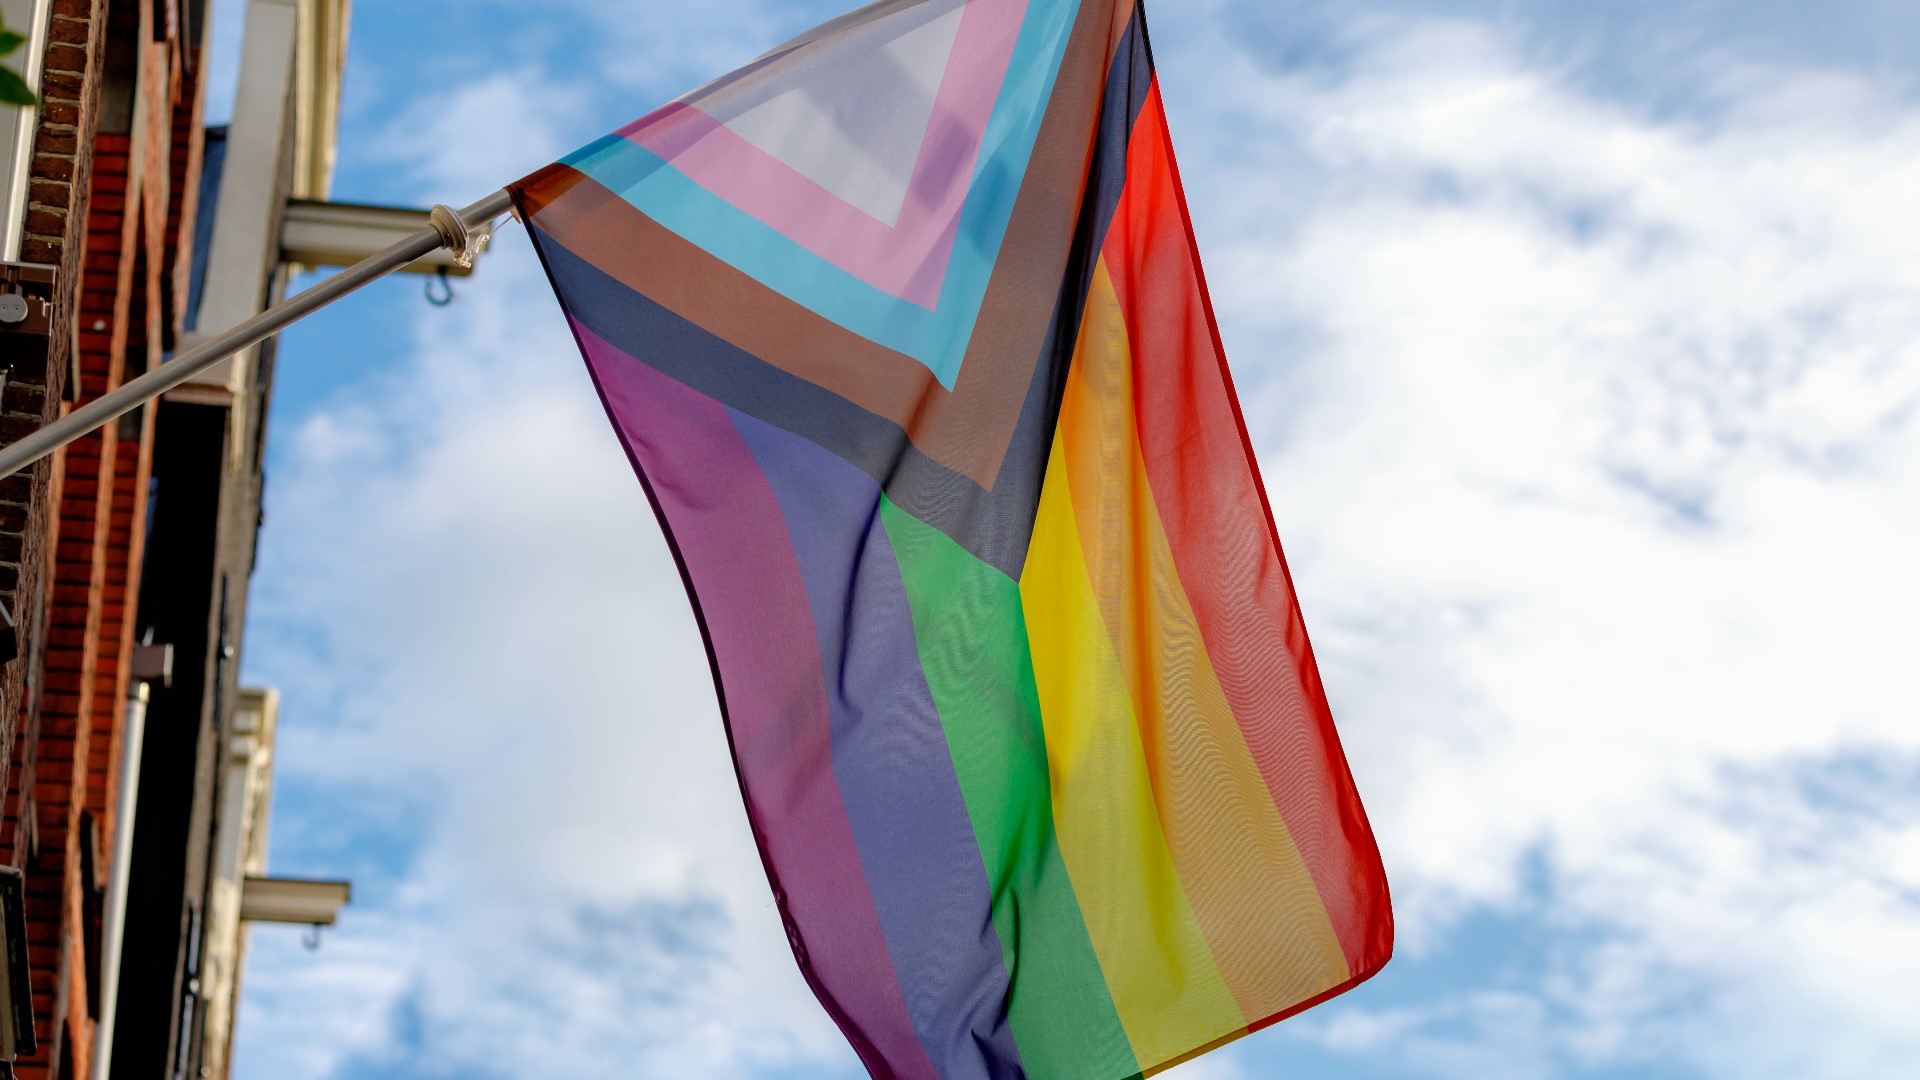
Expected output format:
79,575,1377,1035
0,263,57,339
0,189,514,481
428,204,491,270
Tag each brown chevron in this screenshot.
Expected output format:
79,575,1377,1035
513,0,1133,489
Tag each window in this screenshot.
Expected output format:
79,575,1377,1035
97,3,142,136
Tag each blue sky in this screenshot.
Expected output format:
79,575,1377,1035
210,2,1920,1078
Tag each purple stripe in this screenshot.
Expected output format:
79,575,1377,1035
728,406,1025,1080
570,318,941,1080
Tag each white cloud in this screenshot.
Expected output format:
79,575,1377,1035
349,1,800,205
358,66,597,200
1148,8,1920,1077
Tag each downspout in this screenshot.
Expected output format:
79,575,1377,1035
91,641,166,1080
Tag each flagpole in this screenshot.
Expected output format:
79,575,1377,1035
0,189,515,481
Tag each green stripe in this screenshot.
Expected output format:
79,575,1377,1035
882,496,1140,1080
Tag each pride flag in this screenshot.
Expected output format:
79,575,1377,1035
512,2,1392,1076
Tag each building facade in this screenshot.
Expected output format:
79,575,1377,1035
1,2,211,1077
0,2,419,1078
103,3,349,1076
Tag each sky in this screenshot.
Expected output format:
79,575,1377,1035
204,1,1920,1078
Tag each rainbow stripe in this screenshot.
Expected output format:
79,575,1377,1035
514,2,1392,1076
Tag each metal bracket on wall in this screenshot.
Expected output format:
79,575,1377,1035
130,642,174,686
0,263,55,339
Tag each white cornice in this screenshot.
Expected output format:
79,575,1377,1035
292,0,350,201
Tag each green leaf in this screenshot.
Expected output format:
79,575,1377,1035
0,29,25,56
0,65,35,107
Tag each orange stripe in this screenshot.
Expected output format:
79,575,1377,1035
1061,259,1352,1018
1021,431,1247,1067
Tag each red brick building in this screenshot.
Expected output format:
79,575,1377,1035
2,2,467,1076
0,1,208,1077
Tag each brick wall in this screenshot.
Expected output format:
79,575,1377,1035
1,0,110,835
1,1,204,1076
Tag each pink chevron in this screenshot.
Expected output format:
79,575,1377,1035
616,0,1027,309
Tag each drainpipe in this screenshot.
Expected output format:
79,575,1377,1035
91,643,170,1080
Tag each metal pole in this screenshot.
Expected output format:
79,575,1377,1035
0,189,514,480
89,681,149,1080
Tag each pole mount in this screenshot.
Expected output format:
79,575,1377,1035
0,263,56,338
0,189,514,481
428,204,490,270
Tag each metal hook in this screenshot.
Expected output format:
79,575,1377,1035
303,924,325,952
425,269,455,307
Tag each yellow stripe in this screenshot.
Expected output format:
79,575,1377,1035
1142,1027,1252,1078
1061,261,1352,1018
1021,434,1244,1068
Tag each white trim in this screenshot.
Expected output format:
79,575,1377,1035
0,0,54,262
88,683,152,1080
292,0,350,201
185,0,300,393
199,687,282,1080
186,0,351,394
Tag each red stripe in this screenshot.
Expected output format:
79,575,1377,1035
1101,80,1394,977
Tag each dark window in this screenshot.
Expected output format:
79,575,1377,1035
81,813,104,1019
173,903,200,1080
97,9,142,136
152,0,176,42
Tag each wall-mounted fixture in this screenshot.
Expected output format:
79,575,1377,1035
0,262,54,338
239,877,351,927
280,200,484,277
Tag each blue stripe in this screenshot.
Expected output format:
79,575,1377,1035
728,405,1026,1080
